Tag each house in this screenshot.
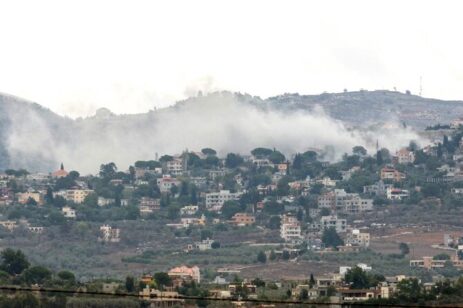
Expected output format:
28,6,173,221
28,226,45,234
340,263,372,276
386,188,409,200
180,215,206,228
66,189,93,204
168,265,200,284
0,220,18,231
340,289,379,302
102,282,120,294
276,163,289,175
98,197,115,206
139,287,184,306
334,189,373,214
396,148,415,164
280,215,302,242
98,225,120,243
205,190,242,211
62,206,76,218
157,175,180,193
410,256,446,270
194,238,214,251
320,215,347,233
317,177,337,187
380,167,405,182
363,181,393,196
180,205,199,216
229,282,257,299
345,229,370,248
139,197,160,210
231,213,255,226
251,158,273,168
16,192,44,205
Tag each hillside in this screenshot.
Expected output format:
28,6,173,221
0,90,462,172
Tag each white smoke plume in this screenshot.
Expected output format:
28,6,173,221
4,91,425,174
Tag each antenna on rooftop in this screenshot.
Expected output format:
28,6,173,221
419,76,423,97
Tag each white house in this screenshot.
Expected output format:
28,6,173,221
62,206,76,218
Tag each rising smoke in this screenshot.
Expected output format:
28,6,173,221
3,91,424,174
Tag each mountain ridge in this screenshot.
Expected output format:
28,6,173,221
0,90,461,172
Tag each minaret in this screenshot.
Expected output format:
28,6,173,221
60,163,64,170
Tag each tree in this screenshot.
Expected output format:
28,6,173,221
221,200,244,219
269,250,276,261
225,153,243,168
257,251,267,263
345,267,370,289
352,146,367,156
276,177,290,196
23,266,52,284
201,148,217,156
309,273,315,288
211,241,221,249
99,162,117,180
154,272,172,288
125,276,135,292
267,216,281,230
201,229,213,241
293,153,303,170
322,227,344,249
159,155,173,163
251,148,273,157
1,248,30,275
57,270,76,284
399,242,410,256
68,170,80,180
282,250,290,260
45,186,54,205
396,278,422,302
376,150,383,165
302,151,318,162
299,288,308,300
269,150,285,164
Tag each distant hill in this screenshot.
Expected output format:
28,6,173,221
0,90,462,173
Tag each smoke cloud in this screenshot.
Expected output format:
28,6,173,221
4,92,425,174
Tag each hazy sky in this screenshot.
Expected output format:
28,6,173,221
0,0,462,117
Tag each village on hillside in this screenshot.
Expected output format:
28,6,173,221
2,123,463,305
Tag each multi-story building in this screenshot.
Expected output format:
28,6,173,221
166,158,185,176
180,205,199,216
205,190,242,211
66,189,94,204
320,215,347,233
363,180,394,196
231,213,255,226
168,265,200,284
396,148,415,164
380,167,406,182
345,229,370,247
386,188,409,200
280,215,302,242
319,189,373,214
16,191,44,205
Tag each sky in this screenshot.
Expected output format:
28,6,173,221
0,0,462,118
